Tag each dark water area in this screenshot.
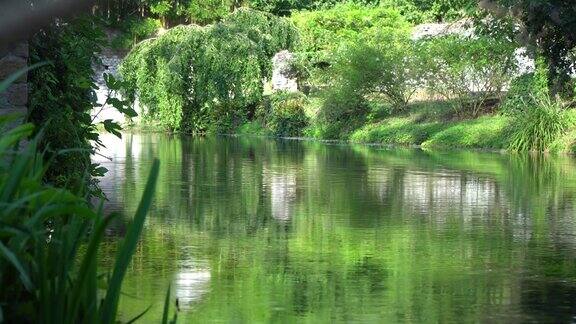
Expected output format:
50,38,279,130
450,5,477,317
95,133,576,323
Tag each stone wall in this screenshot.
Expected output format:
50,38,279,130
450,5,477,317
0,42,29,113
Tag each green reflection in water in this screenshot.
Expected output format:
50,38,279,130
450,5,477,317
96,133,576,323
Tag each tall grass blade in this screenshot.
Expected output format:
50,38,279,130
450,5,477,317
67,213,116,322
162,284,172,324
125,305,153,324
0,241,33,290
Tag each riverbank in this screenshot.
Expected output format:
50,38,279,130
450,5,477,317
231,99,576,154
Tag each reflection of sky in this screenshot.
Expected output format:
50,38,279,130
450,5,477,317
368,168,507,224
268,170,297,222
174,253,211,311
174,269,211,310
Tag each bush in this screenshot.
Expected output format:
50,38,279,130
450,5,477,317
291,4,410,66
120,9,299,134
420,35,518,117
110,18,161,50
314,88,370,139
500,57,549,115
508,96,573,152
260,92,310,137
28,17,105,192
332,32,423,109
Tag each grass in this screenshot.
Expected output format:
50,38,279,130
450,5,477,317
349,101,512,150
508,97,576,153
0,119,175,322
236,121,270,136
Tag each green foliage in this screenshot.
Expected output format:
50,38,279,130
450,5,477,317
28,17,137,193
378,0,477,23
420,34,518,117
185,0,234,24
314,88,369,139
290,4,411,65
95,0,234,27
508,96,573,152
309,20,417,139
110,18,161,50
260,92,309,137
483,0,576,95
500,57,549,115
120,9,299,134
28,18,104,192
332,32,423,109
0,118,162,322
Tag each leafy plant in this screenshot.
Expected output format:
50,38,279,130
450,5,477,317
508,96,572,152
420,34,518,117
290,4,410,67
500,56,549,115
28,17,138,195
110,18,161,50
259,91,310,137
0,116,165,322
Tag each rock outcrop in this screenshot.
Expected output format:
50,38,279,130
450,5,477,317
272,50,298,93
0,42,29,113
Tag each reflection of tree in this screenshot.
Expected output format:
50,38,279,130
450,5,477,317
96,135,576,322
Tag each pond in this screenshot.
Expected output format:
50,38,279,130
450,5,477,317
96,133,576,323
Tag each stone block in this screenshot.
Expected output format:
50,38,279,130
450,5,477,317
12,43,29,58
4,84,28,106
0,55,28,81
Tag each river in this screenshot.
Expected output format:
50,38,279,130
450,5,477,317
95,132,576,323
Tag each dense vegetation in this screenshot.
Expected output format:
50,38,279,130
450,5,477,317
2,0,576,320
120,9,299,133
1,3,167,322
118,0,576,153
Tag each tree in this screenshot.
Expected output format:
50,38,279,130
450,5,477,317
480,0,576,95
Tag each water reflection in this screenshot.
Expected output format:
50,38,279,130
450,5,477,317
175,255,211,310
96,134,576,323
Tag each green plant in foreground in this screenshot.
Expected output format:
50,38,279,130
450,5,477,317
508,96,572,152
0,117,172,322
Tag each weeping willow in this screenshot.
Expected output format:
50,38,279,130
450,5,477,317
120,9,299,134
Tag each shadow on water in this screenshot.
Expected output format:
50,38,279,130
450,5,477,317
94,133,576,322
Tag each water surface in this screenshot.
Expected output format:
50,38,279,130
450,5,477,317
96,133,576,323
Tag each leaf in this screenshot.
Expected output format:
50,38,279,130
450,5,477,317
126,305,153,324
92,165,108,177
0,241,33,291
102,119,122,138
162,284,171,324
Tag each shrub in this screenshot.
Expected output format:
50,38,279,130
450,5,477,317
314,88,370,139
261,92,310,137
500,57,549,115
508,96,573,152
291,4,411,66
420,35,518,117
332,32,423,109
110,18,161,50
120,9,299,134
